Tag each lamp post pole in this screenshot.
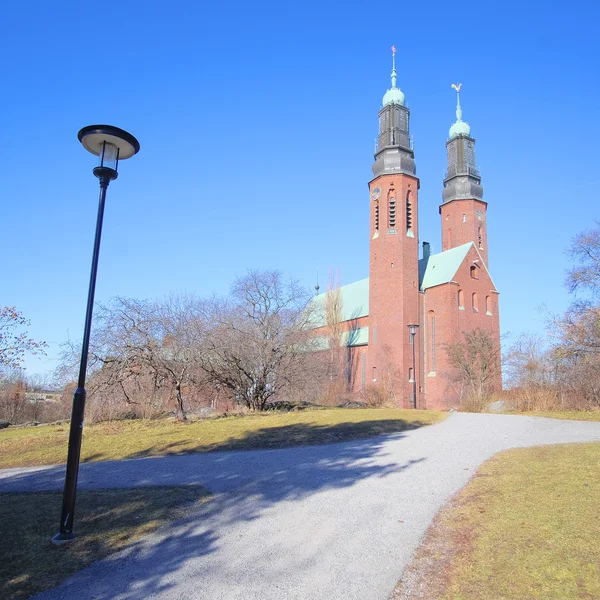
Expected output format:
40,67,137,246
408,324,419,409
53,126,139,543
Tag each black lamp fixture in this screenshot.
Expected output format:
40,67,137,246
407,324,419,410
52,126,140,543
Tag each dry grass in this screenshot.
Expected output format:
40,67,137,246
513,410,600,421
394,442,600,600
0,486,210,600
0,408,446,469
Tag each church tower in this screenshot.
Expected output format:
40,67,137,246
440,85,488,266
367,48,420,408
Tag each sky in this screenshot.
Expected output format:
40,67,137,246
1,0,599,379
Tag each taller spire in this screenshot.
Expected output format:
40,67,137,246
382,45,405,107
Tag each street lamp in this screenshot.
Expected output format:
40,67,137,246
408,324,419,409
52,125,140,543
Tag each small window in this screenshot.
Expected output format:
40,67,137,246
372,367,377,382
374,202,379,231
470,265,479,280
478,227,483,249
472,292,478,313
462,213,467,223
486,295,492,315
458,289,464,310
406,191,413,232
409,367,414,382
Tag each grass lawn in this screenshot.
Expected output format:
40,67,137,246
394,442,600,600
1,485,210,600
0,408,446,469
512,410,600,421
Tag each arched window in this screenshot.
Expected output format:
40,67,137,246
458,289,464,310
408,367,414,382
472,292,478,313
428,310,436,374
470,265,479,280
486,295,491,315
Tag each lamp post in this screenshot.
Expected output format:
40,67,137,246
52,126,140,543
408,324,419,409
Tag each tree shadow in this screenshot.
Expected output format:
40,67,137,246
123,419,430,459
0,486,213,600
2,422,429,599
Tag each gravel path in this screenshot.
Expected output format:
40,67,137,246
2,412,600,600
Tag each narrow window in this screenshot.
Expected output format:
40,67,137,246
389,197,396,228
374,202,380,231
428,311,436,373
486,295,491,315
409,367,414,382
406,191,412,233
458,289,464,310
372,367,377,382
472,292,478,313
470,265,479,280
478,227,483,249
462,213,467,223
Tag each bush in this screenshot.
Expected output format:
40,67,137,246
360,383,395,408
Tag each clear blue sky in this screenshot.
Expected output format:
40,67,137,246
2,0,599,377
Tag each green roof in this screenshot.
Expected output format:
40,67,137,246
309,243,495,327
310,278,369,327
419,242,471,290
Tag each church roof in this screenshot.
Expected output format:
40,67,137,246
310,243,494,326
311,278,369,327
418,242,472,290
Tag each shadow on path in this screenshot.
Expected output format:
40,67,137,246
1,423,427,600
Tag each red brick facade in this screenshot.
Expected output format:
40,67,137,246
367,174,420,409
440,199,489,267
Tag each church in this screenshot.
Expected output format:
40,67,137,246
312,50,501,410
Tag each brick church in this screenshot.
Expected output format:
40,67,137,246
312,50,501,410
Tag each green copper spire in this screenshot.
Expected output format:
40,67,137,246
382,45,405,107
449,83,471,139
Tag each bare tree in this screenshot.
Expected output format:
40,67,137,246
566,222,600,296
323,268,347,399
57,295,206,421
0,371,27,424
445,328,501,409
199,270,315,411
0,307,47,371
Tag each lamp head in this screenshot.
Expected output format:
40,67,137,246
78,125,140,181
407,324,419,335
